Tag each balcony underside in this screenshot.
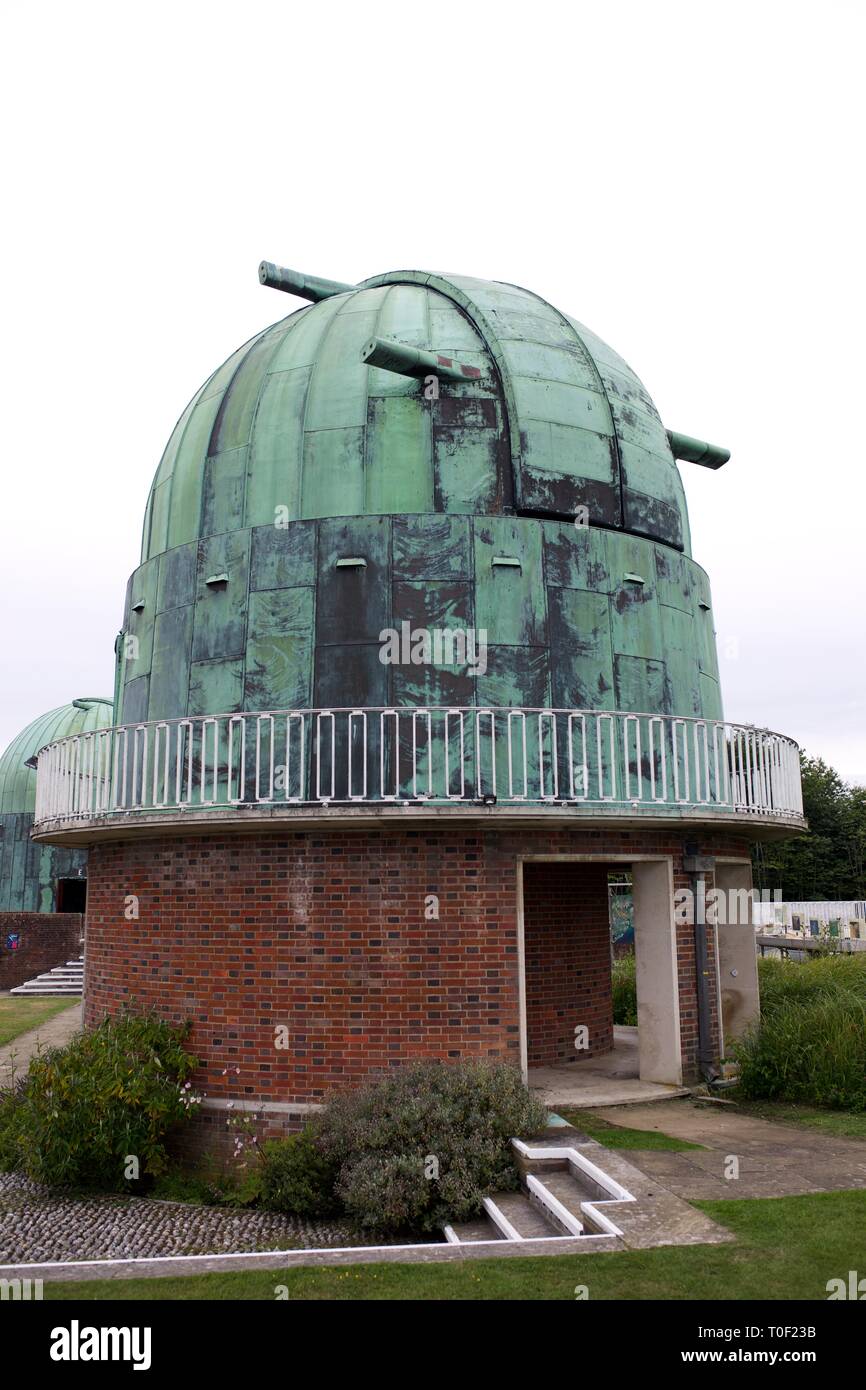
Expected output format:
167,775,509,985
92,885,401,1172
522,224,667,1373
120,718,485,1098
32,799,806,847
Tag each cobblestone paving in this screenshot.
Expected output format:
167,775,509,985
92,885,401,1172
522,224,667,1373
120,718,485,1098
0,1173,362,1262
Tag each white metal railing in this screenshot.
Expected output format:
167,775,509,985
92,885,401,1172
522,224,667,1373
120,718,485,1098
33,706,805,826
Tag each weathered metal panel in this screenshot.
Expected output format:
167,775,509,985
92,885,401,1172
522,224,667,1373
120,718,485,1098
250,520,316,592
188,658,244,716
473,518,546,648
149,606,194,721
191,531,251,662
608,539,663,663
245,367,311,527
123,559,159,676
433,395,505,514
476,646,550,709
660,604,702,717
301,426,366,517
156,542,196,613
613,654,667,715
201,444,248,539
161,393,223,555
543,520,610,593
366,396,433,513
548,589,615,709
392,514,471,581
315,517,389,645
314,643,389,709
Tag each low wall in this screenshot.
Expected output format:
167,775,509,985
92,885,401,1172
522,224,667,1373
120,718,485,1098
0,912,83,992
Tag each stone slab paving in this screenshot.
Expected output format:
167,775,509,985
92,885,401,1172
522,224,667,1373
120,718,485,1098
590,1099,866,1201
0,998,83,1088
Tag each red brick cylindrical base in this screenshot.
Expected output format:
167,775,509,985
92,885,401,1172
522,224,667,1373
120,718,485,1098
82,824,750,1112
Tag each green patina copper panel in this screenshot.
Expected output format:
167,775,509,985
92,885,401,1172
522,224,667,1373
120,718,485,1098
392,515,471,581
156,542,196,613
201,444,248,538
474,518,546,649
544,521,610,593
547,588,615,709
245,367,311,527
162,392,223,554
149,606,194,721
300,426,366,517
608,537,663,662
123,558,159,676
366,397,433,513
660,604,703,717
188,658,244,716
433,395,505,515
315,517,389,646
250,521,316,592
191,530,251,663
613,654,667,715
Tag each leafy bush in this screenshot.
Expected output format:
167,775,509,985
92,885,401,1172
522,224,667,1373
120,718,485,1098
0,1011,199,1189
258,1127,339,1216
258,1060,548,1235
612,953,637,1026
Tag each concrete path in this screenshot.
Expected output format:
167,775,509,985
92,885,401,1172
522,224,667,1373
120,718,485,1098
530,1027,689,1108
591,1099,866,1200
0,998,82,1088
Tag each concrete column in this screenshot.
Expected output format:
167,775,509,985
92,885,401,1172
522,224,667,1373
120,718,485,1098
632,860,682,1085
714,861,759,1053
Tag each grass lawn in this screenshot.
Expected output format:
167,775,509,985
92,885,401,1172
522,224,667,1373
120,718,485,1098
45,1189,865,1301
729,1097,866,1140
0,995,79,1048
556,1110,704,1151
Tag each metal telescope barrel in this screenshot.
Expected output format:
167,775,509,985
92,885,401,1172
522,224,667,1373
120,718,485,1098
666,430,730,469
361,336,482,382
258,262,356,301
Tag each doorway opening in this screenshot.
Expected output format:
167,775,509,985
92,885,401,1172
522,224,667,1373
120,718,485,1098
520,856,687,1108
55,877,87,913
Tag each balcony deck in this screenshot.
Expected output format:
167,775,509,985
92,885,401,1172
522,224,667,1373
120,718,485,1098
32,705,806,844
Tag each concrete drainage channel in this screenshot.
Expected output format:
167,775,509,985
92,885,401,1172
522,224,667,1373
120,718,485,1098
444,1139,634,1245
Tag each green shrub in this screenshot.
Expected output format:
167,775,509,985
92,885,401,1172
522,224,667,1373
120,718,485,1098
258,1060,547,1235
0,1011,199,1189
258,1127,339,1216
321,1059,547,1235
612,953,637,1026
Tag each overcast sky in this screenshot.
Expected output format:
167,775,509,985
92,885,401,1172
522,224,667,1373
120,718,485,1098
1,1,863,781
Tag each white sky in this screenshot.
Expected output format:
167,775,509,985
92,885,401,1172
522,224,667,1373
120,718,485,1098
1,0,863,780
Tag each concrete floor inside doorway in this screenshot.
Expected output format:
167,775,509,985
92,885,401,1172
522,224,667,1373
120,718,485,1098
529,1025,690,1109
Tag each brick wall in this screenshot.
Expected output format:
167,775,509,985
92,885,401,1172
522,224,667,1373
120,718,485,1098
0,912,83,991
523,861,613,1064
83,825,747,1108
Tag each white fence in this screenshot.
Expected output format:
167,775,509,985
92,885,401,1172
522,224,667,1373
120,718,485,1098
33,706,805,825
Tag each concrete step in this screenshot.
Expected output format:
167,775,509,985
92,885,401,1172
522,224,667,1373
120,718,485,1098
9,985,82,996
513,1138,637,1238
485,1190,559,1240
444,1213,504,1244
10,957,84,996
